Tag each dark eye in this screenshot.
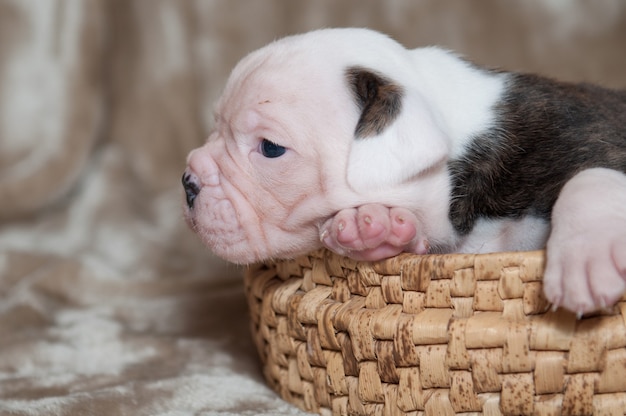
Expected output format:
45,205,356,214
260,139,286,158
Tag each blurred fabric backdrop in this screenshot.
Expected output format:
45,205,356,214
0,1,625,415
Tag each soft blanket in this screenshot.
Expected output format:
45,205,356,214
1,1,624,415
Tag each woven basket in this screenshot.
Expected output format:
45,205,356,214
244,249,626,415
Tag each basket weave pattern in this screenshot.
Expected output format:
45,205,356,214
244,249,626,415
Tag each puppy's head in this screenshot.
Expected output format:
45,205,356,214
183,28,450,263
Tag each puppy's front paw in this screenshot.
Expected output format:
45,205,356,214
543,168,626,316
544,232,626,316
319,204,428,261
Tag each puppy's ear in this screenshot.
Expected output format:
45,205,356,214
345,67,450,191
347,67,403,138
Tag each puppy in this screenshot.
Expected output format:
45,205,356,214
182,28,626,315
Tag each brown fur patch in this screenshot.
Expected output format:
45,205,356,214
448,73,626,235
346,67,403,138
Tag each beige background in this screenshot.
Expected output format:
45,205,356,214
0,1,624,414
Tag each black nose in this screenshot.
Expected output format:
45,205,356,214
182,172,200,208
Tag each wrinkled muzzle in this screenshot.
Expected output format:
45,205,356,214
181,143,270,263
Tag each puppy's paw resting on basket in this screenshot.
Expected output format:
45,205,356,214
544,168,626,316
319,204,429,261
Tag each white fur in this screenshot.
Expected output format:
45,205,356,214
346,92,450,191
347,46,507,192
456,216,550,253
409,48,507,157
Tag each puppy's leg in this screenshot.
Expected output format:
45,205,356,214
320,204,429,261
544,168,626,315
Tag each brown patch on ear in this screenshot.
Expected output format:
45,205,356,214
346,66,403,138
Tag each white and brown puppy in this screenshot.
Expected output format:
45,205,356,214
182,28,626,315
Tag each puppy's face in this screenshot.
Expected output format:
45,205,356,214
183,29,450,263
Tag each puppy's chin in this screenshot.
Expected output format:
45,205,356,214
207,226,323,264
204,237,304,265
205,240,266,265
189,220,265,265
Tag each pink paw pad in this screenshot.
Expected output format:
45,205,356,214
320,204,428,261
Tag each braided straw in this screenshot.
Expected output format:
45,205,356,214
244,249,626,415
